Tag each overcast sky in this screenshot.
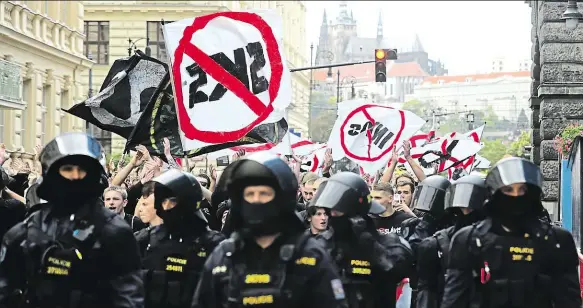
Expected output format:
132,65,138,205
304,1,533,75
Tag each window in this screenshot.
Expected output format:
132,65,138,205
84,21,110,64
41,85,49,144
21,79,30,141
147,21,173,62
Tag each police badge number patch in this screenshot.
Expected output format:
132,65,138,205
330,279,345,300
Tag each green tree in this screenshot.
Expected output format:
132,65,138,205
309,92,338,143
480,139,507,165
311,112,336,142
507,131,531,156
402,100,426,116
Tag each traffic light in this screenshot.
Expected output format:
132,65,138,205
375,49,398,83
387,48,398,60
375,49,387,83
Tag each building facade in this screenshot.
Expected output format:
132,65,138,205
406,71,531,123
312,61,428,103
0,1,91,154
313,1,447,77
83,0,310,153
528,1,583,217
490,57,532,73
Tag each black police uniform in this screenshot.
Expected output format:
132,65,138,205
0,133,144,308
192,153,348,308
402,175,453,251
441,158,582,308
400,175,452,308
416,175,487,308
310,172,414,308
134,169,225,308
124,212,147,233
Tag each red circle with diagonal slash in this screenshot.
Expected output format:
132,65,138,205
340,104,405,162
172,12,283,143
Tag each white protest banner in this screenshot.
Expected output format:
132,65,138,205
163,10,292,151
328,103,426,174
272,133,326,156
446,125,486,179
472,154,491,169
410,133,483,173
205,133,324,159
300,147,327,173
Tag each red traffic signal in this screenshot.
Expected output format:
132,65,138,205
375,49,387,83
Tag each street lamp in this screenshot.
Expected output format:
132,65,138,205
466,111,475,130
326,67,334,84
128,37,152,57
336,70,341,104
341,76,357,100
562,0,583,30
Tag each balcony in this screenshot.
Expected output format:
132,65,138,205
1,1,85,57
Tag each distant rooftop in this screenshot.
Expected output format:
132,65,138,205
422,71,530,85
313,61,428,83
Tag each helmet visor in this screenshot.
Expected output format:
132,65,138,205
486,159,542,193
445,183,486,211
412,186,443,212
310,180,353,211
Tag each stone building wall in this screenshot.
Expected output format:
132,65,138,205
530,1,583,216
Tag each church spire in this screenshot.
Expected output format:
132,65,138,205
377,11,383,41
316,9,330,65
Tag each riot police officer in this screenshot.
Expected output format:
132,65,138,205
416,175,487,308
441,157,582,308
135,169,225,308
192,153,348,308
310,171,414,308
400,175,451,308
0,132,144,308
401,175,452,250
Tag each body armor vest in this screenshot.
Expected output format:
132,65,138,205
222,233,310,308
20,209,113,308
333,240,375,308
434,227,453,295
142,233,209,308
469,224,554,308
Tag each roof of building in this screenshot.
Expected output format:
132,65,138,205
313,62,428,83
345,36,391,55
422,71,530,85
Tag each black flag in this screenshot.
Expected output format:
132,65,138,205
124,72,289,158
64,51,168,138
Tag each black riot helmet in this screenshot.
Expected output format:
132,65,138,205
310,172,385,216
411,175,450,215
226,152,301,236
444,175,487,212
485,157,542,196
150,169,208,234
484,157,544,223
36,133,107,204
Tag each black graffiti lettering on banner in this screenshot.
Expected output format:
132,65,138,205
347,121,395,149
186,41,269,108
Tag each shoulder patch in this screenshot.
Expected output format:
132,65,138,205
330,278,345,300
